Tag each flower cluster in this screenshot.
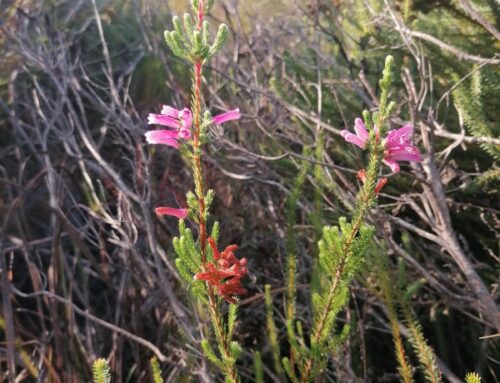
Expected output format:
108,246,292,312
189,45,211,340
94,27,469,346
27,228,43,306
145,105,241,219
194,237,247,303
146,106,193,148
341,118,422,173
146,106,241,149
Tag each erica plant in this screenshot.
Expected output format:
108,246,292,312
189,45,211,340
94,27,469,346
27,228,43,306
145,0,245,381
277,56,424,383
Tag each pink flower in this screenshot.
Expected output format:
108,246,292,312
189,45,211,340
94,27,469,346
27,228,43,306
341,119,422,173
145,130,180,148
147,114,179,129
178,108,193,128
194,237,247,303
340,118,369,149
155,207,188,219
383,124,422,173
146,106,192,144
212,108,241,125
161,105,180,118
177,108,192,139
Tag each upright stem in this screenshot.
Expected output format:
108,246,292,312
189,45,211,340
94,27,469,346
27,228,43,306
379,265,415,383
197,0,204,29
191,0,207,264
193,60,207,262
190,3,239,381
207,294,240,383
300,134,383,383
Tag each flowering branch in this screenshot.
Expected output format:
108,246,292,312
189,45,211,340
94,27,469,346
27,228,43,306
145,0,244,381
282,56,423,383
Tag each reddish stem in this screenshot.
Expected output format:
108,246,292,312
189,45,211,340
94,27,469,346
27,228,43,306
190,5,239,380
198,0,204,29
193,61,207,262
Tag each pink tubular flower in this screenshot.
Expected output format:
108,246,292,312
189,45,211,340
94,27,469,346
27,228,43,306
146,106,192,146
212,108,241,125
148,106,193,130
147,114,179,129
161,105,180,118
145,130,180,148
383,124,422,173
342,119,422,173
194,237,247,303
155,207,188,219
340,118,369,149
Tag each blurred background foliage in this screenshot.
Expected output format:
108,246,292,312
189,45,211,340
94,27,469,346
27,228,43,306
0,0,498,382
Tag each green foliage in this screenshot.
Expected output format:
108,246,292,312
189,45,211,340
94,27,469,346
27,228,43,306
377,55,395,126
397,261,442,383
164,5,229,63
211,220,220,242
407,0,499,177
201,303,242,381
452,69,500,161
150,357,164,383
173,220,206,299
204,189,216,221
327,322,351,354
264,284,284,379
253,351,264,383
282,356,300,383
403,309,442,383
183,14,195,41
210,24,230,58
164,29,190,62
317,221,373,279
229,341,242,360
284,150,312,365
312,131,325,234
311,284,349,344
475,167,500,187
192,0,215,13
227,303,238,339
186,191,199,220
373,252,415,383
279,56,394,382
371,251,445,383
92,359,111,383
201,339,225,370
465,372,482,383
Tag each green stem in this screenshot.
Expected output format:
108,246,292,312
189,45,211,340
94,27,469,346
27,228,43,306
207,293,239,382
379,263,415,383
299,57,394,382
300,129,385,383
